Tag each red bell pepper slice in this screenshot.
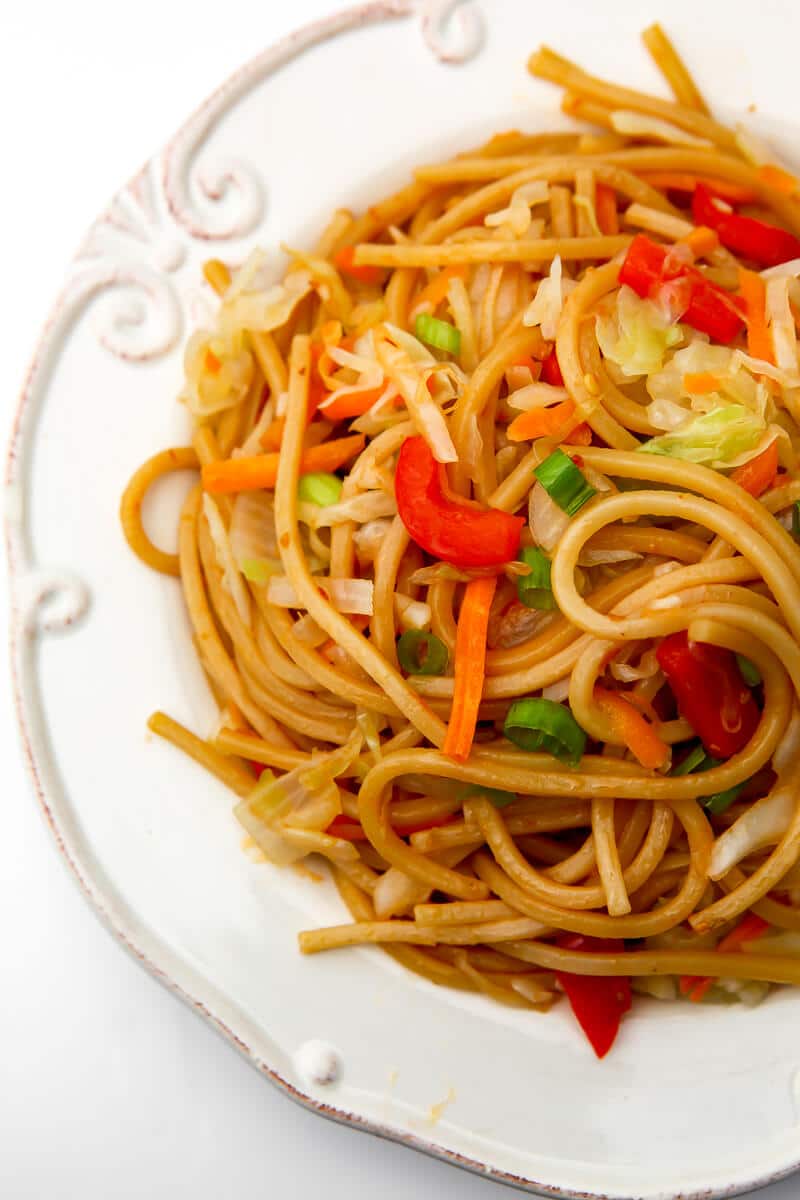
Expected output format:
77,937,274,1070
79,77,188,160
656,632,760,758
540,349,565,386
555,935,632,1059
619,233,744,344
394,435,524,567
692,184,800,269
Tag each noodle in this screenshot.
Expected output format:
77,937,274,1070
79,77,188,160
123,28,800,1050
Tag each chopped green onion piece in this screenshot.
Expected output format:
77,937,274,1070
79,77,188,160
297,472,343,506
671,742,709,776
397,629,449,676
735,654,761,688
702,782,746,816
534,448,597,516
503,698,587,766
793,502,800,540
517,546,557,610
460,784,517,807
241,557,280,584
414,312,461,355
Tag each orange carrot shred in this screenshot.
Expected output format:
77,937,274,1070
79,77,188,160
730,439,779,497
507,400,578,443
738,268,774,364
683,371,722,394
318,384,389,422
717,913,769,953
260,418,286,451
684,225,719,258
333,245,382,285
202,434,366,494
593,687,670,770
411,265,467,315
443,576,497,762
205,349,222,374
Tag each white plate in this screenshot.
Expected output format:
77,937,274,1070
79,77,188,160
7,2,800,1196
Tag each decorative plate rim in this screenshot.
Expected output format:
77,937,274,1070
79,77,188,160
5,4,800,1198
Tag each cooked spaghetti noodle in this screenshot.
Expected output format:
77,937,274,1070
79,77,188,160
122,27,800,1055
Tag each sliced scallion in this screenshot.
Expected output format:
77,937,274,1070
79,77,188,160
414,312,461,355
670,741,709,776
517,546,557,610
735,654,761,688
534,448,596,516
503,697,586,766
397,629,449,676
297,472,343,506
702,782,746,816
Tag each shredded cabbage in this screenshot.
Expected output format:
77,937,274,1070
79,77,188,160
596,286,684,378
766,275,799,374
300,490,397,530
352,518,394,565
267,575,374,615
234,730,363,865
229,490,278,567
523,255,574,340
485,181,550,238
180,329,254,418
374,327,457,463
394,593,432,632
202,494,251,625
507,381,570,412
637,405,768,467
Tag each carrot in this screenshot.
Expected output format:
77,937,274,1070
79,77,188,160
334,245,382,285
717,912,769,953
738,267,774,364
260,418,285,451
410,265,467,315
507,400,590,445
202,434,366,494
640,172,757,205
325,815,369,842
684,976,715,1003
730,439,779,497
683,225,719,258
595,184,619,235
593,686,670,770
318,384,388,422
443,576,497,762
757,164,800,196
682,371,722,394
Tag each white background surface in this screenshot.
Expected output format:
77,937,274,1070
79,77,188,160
0,3,798,1198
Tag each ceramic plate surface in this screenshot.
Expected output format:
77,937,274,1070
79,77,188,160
8,2,800,1196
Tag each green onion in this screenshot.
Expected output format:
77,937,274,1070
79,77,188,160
534,448,597,516
517,546,557,610
414,313,461,355
702,782,746,816
503,698,587,766
792,501,800,539
297,472,343,506
397,630,449,676
735,654,761,688
671,742,709,776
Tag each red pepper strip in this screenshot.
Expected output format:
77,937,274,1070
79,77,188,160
555,935,632,1059
249,761,268,780
655,631,760,758
394,436,524,567
729,439,779,497
679,914,769,1001
619,233,744,344
540,349,564,386
692,184,800,269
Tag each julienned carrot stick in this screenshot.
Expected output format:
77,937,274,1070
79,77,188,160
680,914,769,1001
202,434,366,494
738,268,774,364
730,440,779,498
318,384,388,422
593,687,670,770
507,400,591,445
410,265,467,315
443,575,497,762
